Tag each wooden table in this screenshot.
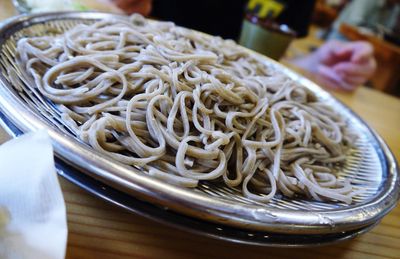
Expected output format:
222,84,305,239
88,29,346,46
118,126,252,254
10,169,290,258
1,2,400,258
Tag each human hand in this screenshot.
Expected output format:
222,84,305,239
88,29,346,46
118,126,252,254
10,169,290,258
293,40,376,91
111,0,152,15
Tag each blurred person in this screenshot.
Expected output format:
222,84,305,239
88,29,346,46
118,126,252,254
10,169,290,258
114,0,315,39
326,0,400,40
111,0,376,91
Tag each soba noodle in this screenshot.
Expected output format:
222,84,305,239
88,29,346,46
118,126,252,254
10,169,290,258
17,14,357,204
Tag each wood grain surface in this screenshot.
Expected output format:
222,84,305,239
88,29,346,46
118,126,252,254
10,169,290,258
1,2,399,258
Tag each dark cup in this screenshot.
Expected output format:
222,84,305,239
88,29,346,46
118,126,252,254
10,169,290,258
239,14,296,60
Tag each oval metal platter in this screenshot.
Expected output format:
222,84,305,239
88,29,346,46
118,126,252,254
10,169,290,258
0,12,398,235
0,111,381,247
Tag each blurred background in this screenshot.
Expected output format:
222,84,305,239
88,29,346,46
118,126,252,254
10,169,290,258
1,0,400,97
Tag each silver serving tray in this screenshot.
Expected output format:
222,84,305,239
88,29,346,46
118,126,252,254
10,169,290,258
0,112,380,247
0,12,398,235
0,111,379,247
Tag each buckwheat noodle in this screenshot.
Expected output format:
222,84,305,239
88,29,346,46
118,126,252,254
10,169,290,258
17,14,357,204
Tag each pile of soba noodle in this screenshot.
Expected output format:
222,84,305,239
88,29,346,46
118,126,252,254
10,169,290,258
17,14,357,204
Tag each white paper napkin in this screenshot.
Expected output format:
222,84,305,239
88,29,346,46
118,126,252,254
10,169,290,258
0,130,67,259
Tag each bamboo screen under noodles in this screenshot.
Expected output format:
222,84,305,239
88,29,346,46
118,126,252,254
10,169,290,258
16,14,358,204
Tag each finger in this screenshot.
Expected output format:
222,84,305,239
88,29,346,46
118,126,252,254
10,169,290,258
318,74,357,91
341,74,367,86
332,46,353,59
317,65,357,91
316,75,340,90
350,42,374,63
318,65,344,83
332,41,355,57
332,42,374,64
333,61,375,78
316,40,347,65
